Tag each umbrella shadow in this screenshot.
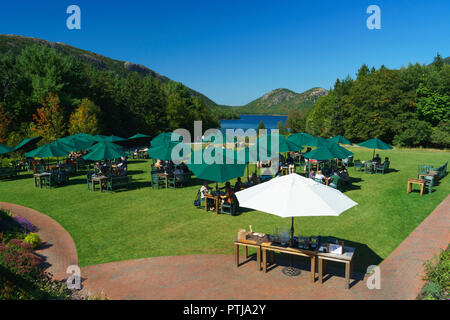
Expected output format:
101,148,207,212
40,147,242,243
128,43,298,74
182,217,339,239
0,173,34,181
264,237,380,289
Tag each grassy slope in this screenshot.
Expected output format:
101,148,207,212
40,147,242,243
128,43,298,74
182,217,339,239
1,148,449,272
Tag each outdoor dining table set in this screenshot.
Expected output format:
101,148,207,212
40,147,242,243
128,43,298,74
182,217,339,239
234,232,356,289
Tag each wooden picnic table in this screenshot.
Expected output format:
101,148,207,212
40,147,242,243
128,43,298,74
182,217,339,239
407,178,426,196
34,172,51,189
261,242,317,283
234,235,357,289
234,236,268,271
317,246,355,289
204,193,221,214
91,175,109,192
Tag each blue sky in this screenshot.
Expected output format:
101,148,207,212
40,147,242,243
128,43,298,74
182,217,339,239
1,0,449,105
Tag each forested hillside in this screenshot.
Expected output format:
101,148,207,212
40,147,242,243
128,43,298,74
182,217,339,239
0,35,234,145
286,54,450,148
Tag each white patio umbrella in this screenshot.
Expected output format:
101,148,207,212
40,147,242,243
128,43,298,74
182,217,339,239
235,173,358,275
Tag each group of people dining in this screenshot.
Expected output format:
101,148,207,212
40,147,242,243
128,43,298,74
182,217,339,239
309,164,350,187
93,157,128,177
153,159,190,176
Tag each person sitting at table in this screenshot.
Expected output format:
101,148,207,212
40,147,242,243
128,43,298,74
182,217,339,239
173,166,184,175
234,177,243,192
322,163,332,177
327,171,341,187
250,172,259,185
314,170,325,183
220,182,234,205
286,154,295,173
308,169,315,179
154,159,164,169
372,154,381,163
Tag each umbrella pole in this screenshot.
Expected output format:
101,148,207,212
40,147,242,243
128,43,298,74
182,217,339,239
282,216,301,277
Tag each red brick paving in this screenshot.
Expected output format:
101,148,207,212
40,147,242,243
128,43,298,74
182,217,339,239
1,195,449,299
0,202,78,280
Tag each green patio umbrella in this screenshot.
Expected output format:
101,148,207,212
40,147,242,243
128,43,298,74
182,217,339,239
308,136,333,148
25,141,73,158
287,133,315,147
358,138,393,158
303,141,352,160
257,133,302,153
58,135,94,151
83,141,126,161
0,144,14,155
151,132,182,147
93,135,127,143
328,135,352,145
147,141,190,161
187,148,247,188
14,136,42,152
129,133,151,140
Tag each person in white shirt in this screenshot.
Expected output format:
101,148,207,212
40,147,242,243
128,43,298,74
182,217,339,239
314,170,325,183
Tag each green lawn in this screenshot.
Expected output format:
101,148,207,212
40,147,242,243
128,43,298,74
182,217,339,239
0,147,449,272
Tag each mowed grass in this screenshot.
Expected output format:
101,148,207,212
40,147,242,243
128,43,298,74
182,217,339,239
0,147,449,272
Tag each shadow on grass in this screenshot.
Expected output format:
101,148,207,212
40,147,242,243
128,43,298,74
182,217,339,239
261,236,381,288
0,173,34,181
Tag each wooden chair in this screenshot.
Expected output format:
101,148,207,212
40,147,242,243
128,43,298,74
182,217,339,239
221,195,239,216
150,172,165,189
354,159,363,172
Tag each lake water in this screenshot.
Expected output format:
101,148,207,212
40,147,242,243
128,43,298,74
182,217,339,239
220,115,287,133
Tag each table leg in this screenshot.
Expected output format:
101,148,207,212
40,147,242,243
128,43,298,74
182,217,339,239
256,247,261,271
39,177,43,189
216,198,219,215
318,258,323,284
100,180,103,193
310,256,316,283
92,180,95,192
263,249,267,273
235,244,239,267
244,246,248,259
406,181,411,194
420,183,424,196
345,261,350,289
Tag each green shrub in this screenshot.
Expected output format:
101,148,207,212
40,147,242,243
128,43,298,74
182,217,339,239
23,233,41,248
420,282,444,300
420,246,450,300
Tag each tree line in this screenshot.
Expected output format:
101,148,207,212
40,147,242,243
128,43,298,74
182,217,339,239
285,54,450,148
0,44,221,146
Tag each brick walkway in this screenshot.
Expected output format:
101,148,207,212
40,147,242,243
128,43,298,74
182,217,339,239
1,195,449,299
0,202,78,280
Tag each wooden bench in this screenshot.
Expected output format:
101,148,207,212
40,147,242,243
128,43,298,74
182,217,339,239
0,167,17,180
106,175,132,193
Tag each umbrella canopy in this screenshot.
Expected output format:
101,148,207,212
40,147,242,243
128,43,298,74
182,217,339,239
328,135,352,145
14,136,42,152
236,173,357,218
147,141,190,161
0,144,14,155
287,133,315,147
57,135,94,151
303,143,352,161
358,138,393,158
128,133,151,140
151,132,181,147
308,136,333,148
93,135,127,143
25,141,73,158
187,149,247,184
83,141,126,161
257,133,302,153
358,138,393,150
